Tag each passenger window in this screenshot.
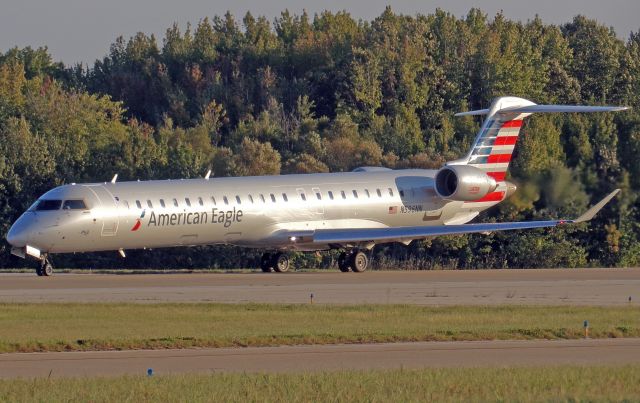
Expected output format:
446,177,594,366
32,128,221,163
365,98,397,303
62,200,86,210
248,195,254,203
160,199,166,208
136,200,142,209
282,193,288,202
365,189,370,198
376,189,382,197
236,196,241,204
173,198,178,207
353,190,358,198
388,188,394,197
341,191,346,199
211,196,217,205
300,193,306,201
260,194,266,203
270,194,276,202
223,196,229,205
185,198,191,207
328,191,334,200
147,200,153,208
316,192,322,200
198,197,204,206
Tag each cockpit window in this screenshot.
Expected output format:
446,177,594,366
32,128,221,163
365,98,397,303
63,200,87,210
35,200,62,211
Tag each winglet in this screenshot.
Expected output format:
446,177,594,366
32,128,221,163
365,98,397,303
110,174,118,184
204,170,212,180
573,189,621,223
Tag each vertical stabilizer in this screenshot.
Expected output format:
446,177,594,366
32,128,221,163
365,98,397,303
449,96,534,182
450,97,629,182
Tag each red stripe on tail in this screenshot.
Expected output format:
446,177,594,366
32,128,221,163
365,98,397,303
494,136,518,146
487,154,512,163
487,172,506,181
501,120,522,128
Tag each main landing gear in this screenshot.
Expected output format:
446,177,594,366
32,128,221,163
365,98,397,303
260,252,290,273
259,249,370,273
36,254,53,277
337,249,369,273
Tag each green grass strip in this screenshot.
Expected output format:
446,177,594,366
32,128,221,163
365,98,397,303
0,303,639,353
2,365,640,402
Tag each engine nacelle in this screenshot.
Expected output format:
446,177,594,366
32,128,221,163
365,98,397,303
434,165,498,201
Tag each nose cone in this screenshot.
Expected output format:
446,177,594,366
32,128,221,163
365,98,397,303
6,215,32,248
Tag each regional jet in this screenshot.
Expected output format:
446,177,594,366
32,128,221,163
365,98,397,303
6,97,627,276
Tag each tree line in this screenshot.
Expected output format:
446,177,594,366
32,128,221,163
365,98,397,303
1,7,639,269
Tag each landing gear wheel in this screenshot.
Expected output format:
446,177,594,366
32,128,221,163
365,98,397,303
38,256,53,277
338,252,350,272
272,253,290,273
42,262,53,276
35,266,43,276
260,253,273,272
350,250,369,273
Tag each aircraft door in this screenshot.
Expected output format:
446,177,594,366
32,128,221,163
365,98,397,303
85,185,120,236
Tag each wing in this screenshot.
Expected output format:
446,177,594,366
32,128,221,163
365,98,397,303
279,189,620,247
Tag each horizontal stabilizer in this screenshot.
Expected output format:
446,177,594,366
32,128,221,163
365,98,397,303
288,189,621,246
501,105,630,114
454,109,489,117
455,103,629,117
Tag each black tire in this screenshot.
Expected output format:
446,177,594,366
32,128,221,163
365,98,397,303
273,253,290,273
35,266,43,276
337,252,350,272
42,262,53,277
350,251,368,273
260,253,273,272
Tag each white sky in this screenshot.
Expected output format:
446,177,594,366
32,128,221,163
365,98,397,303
1,0,639,65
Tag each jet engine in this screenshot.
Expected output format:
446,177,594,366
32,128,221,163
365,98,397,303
434,165,498,201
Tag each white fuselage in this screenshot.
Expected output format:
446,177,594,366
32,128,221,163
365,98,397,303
7,169,505,254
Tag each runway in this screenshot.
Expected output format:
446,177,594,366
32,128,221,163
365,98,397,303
1,338,638,378
0,268,638,305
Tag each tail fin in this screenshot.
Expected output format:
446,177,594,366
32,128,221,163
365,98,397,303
450,96,628,182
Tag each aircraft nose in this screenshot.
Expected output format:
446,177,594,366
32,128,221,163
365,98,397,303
6,215,32,248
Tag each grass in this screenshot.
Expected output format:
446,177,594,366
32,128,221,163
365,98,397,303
1,365,640,402
0,303,639,353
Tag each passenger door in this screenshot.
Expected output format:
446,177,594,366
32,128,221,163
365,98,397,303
85,185,120,236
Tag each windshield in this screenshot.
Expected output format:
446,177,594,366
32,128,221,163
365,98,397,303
34,199,62,211
62,200,87,210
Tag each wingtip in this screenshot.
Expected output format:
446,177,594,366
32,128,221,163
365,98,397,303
573,189,621,223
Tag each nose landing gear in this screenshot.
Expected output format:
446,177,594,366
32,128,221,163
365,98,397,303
36,254,54,277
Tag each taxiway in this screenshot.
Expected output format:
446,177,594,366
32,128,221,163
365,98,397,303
0,268,637,305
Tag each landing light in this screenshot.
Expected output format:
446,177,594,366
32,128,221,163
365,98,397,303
289,236,297,242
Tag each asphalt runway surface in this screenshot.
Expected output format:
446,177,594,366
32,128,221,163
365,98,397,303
0,268,638,305
1,338,639,378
